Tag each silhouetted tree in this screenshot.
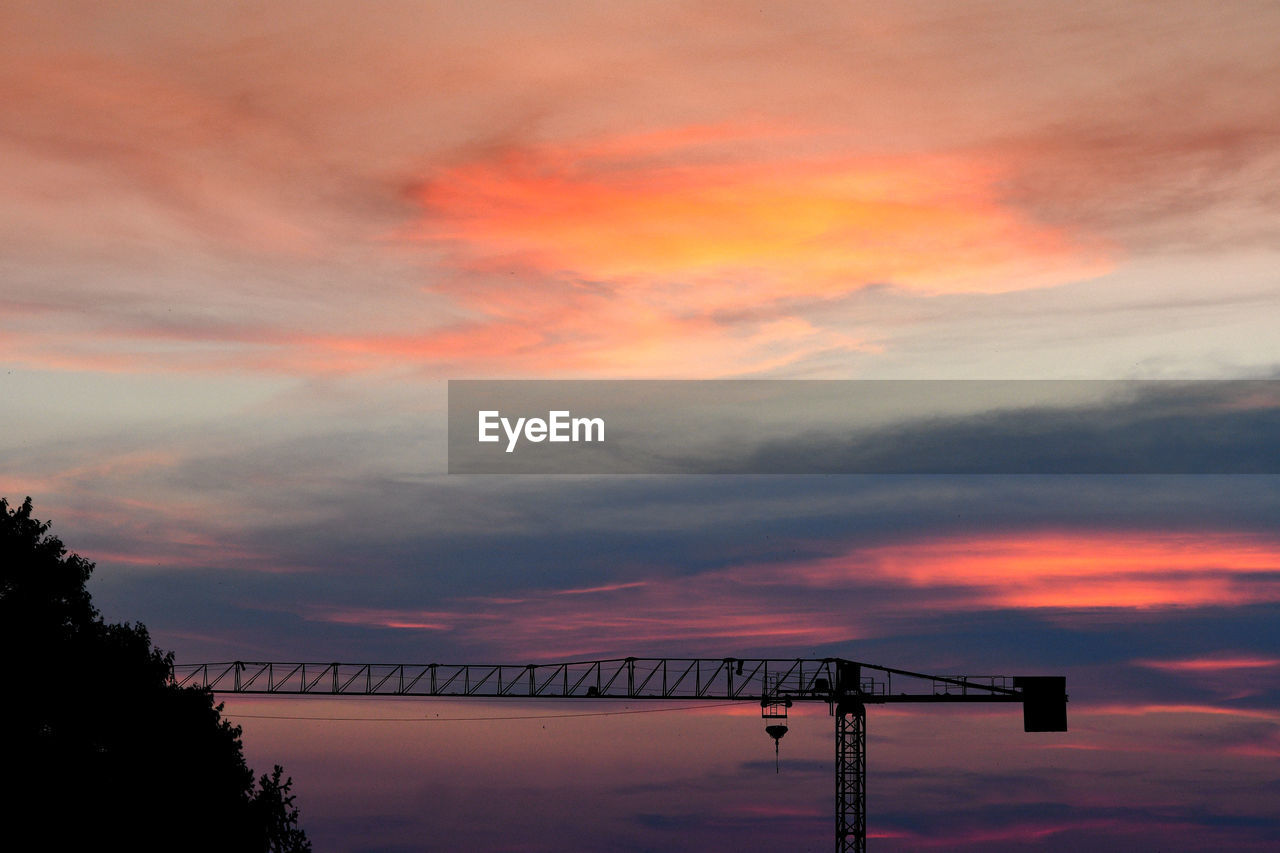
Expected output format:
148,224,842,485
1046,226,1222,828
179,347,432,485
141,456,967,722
1,496,310,852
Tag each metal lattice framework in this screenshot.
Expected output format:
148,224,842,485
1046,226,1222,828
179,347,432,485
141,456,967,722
173,657,1066,851
171,657,1022,702
836,699,867,853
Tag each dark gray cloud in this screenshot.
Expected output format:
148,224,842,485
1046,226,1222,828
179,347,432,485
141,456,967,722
737,382,1280,474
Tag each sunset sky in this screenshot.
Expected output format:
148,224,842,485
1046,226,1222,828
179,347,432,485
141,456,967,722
3,2,1280,850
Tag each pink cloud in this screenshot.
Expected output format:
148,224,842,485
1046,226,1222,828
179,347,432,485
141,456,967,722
274,528,1280,661
1134,656,1280,673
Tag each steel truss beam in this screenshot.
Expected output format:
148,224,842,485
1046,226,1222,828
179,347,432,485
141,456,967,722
836,699,867,853
173,656,1063,850
171,657,1023,704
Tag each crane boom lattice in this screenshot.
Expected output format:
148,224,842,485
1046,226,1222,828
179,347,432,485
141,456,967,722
173,656,1067,851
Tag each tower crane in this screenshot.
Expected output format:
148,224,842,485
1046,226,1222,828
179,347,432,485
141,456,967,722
173,657,1068,852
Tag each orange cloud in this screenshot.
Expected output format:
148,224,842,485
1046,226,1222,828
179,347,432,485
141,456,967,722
787,530,1280,609
407,132,1110,303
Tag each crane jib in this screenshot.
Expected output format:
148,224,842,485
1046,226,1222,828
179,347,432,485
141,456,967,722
172,655,1067,853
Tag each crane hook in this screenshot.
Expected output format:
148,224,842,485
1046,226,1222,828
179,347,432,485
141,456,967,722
761,693,792,773
764,724,788,773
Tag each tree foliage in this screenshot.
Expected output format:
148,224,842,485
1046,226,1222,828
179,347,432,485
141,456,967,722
1,496,310,852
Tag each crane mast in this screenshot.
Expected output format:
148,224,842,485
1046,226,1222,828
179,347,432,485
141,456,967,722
173,657,1068,852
